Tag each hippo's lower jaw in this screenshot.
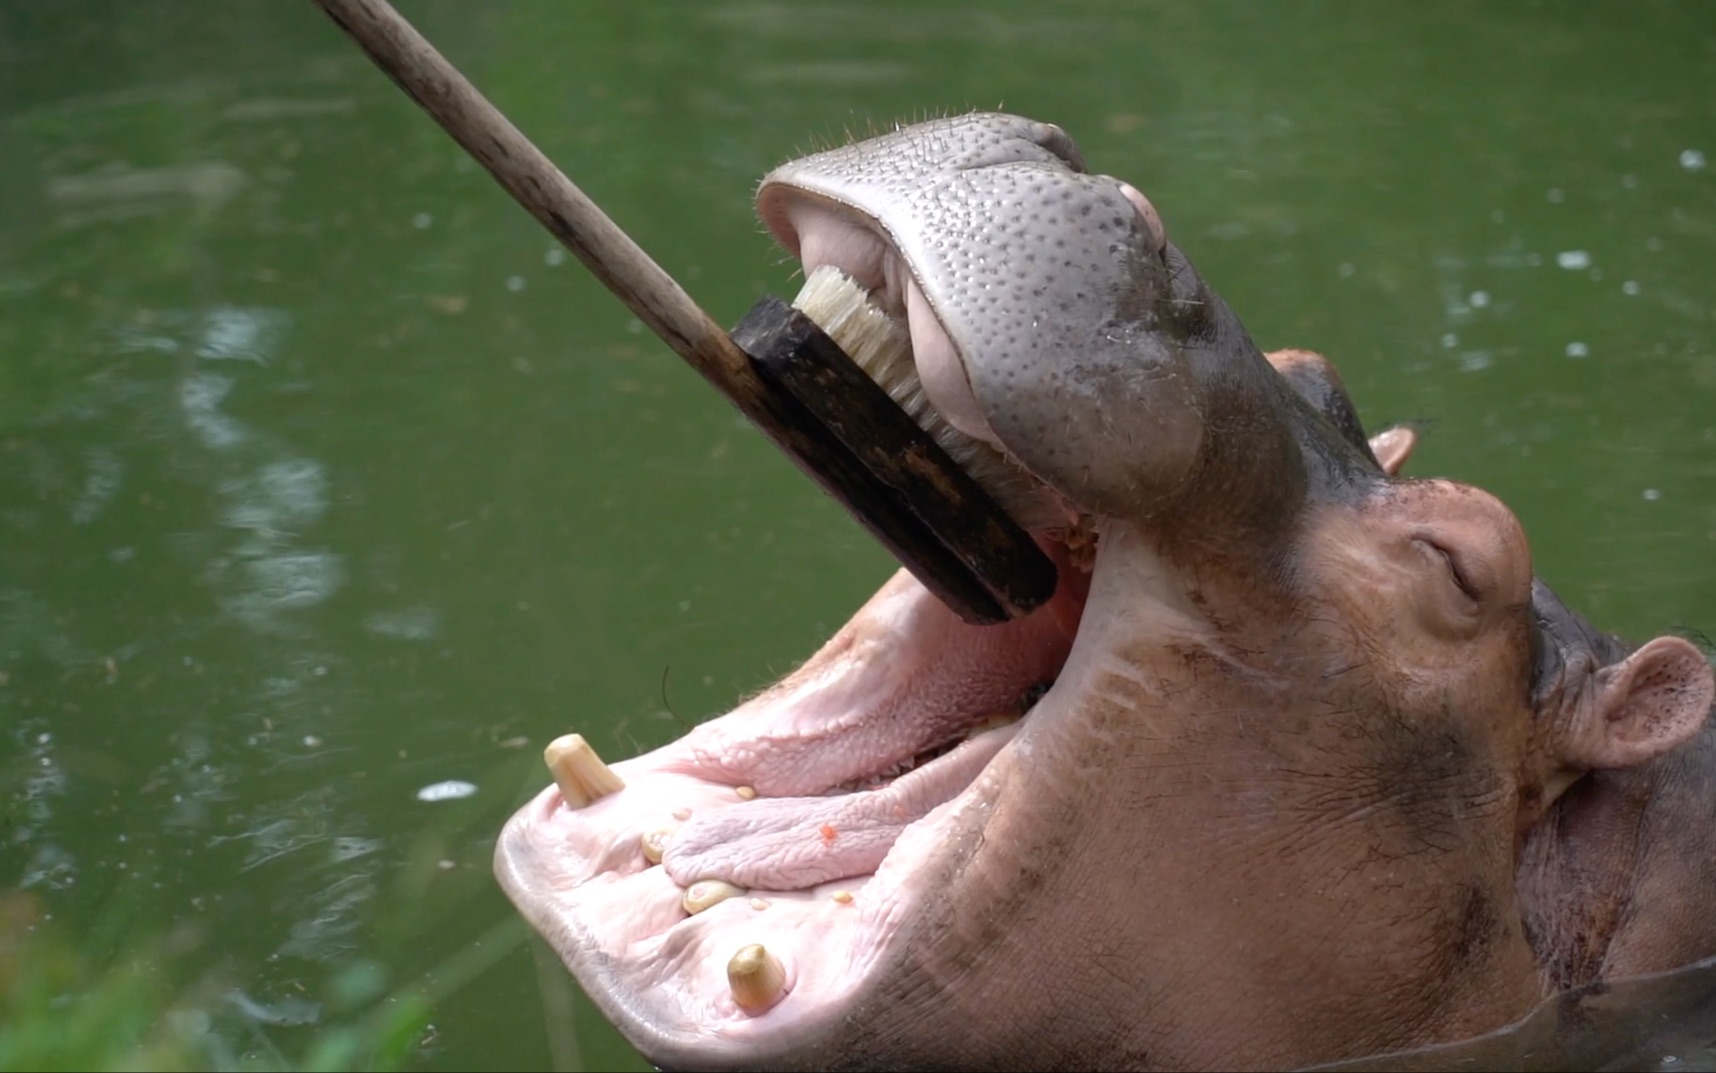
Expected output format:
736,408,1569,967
494,185,1122,1068
495,532,1095,1069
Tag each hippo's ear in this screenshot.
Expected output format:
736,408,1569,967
1367,426,1417,476
1562,636,1715,772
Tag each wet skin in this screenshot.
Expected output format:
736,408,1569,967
494,114,1716,1071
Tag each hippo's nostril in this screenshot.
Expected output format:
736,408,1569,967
1030,121,1086,173
1117,181,1167,257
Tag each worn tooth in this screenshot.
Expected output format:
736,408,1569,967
671,807,692,821
682,879,745,916
640,827,673,865
830,889,854,905
967,712,1022,737
727,943,787,1015
735,785,758,801
544,734,624,808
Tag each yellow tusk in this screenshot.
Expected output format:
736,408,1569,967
543,734,624,808
727,943,787,1015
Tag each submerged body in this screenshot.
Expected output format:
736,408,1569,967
496,114,1716,1071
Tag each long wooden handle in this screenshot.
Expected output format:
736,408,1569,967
309,0,1058,624
311,0,767,407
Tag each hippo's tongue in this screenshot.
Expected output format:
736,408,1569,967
659,724,1015,890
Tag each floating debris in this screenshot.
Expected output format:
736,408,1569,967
416,780,477,802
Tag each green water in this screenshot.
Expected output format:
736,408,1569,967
1,2,1711,1070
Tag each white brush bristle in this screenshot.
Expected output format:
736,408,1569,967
791,265,1056,528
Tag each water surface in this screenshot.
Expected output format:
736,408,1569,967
1,2,1712,1069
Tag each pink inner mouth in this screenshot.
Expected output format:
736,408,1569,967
494,542,1090,1039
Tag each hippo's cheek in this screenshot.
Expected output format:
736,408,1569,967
974,341,1207,518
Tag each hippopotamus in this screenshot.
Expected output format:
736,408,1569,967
494,113,1716,1071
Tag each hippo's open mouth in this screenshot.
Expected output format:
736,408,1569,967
494,171,1113,1062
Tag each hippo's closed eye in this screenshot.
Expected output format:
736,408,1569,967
1414,534,1482,604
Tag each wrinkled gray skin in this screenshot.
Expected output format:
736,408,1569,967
497,114,1716,1071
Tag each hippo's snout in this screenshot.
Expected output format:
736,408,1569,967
758,115,1193,525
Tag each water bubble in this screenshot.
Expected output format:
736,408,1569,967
1441,333,1459,349
364,607,440,641
1565,342,1589,358
1621,174,1638,189
1556,250,1592,270
1622,280,1640,295
331,837,381,862
1337,262,1355,278
1680,149,1707,172
1469,290,1490,309
1643,488,1661,502
544,247,567,267
411,212,432,230
1546,187,1565,204
505,275,526,292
